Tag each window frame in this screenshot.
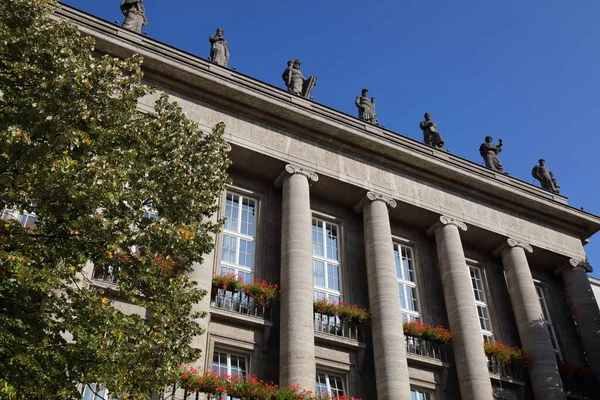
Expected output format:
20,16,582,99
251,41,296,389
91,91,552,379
1,209,38,229
468,265,494,340
311,216,342,302
393,242,422,322
315,370,347,398
219,190,258,283
535,283,562,359
411,388,435,400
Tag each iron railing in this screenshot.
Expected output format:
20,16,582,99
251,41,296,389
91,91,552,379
486,354,524,381
404,336,447,362
211,289,270,319
313,312,362,341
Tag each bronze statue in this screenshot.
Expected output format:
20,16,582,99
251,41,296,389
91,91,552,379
120,0,147,33
282,59,317,99
479,136,505,173
420,113,445,149
532,159,560,193
209,28,229,67
355,89,377,124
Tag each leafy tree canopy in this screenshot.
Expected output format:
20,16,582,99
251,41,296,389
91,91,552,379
0,0,230,398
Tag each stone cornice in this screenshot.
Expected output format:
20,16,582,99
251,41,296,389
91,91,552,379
426,215,467,236
274,164,319,188
493,238,534,257
53,5,600,242
353,191,397,213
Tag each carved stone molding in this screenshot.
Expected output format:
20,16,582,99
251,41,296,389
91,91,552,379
569,258,594,273
353,191,397,213
274,164,319,187
493,238,533,257
223,142,232,152
426,215,467,236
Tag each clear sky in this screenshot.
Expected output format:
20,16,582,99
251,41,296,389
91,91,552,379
61,0,600,278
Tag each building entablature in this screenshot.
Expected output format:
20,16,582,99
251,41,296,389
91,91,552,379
54,5,600,260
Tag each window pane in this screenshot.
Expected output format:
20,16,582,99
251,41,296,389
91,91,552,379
394,247,402,279
399,284,406,309
312,220,324,257
313,260,326,288
326,223,339,261
221,234,237,263
407,286,419,312
240,197,256,236
224,193,239,232
327,264,340,291
238,239,254,268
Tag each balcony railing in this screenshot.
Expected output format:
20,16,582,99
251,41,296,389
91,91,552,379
313,312,362,341
404,336,447,362
486,355,524,381
211,289,270,320
561,373,597,399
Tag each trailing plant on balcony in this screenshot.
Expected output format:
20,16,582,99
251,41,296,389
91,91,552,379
212,274,279,307
558,361,595,379
177,368,361,399
403,321,453,344
483,340,530,366
313,299,370,323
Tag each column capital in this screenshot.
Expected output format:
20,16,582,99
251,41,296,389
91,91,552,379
274,164,319,187
223,142,232,152
426,215,467,236
353,191,397,213
493,238,533,257
568,258,593,273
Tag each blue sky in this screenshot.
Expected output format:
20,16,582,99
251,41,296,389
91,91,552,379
61,0,600,278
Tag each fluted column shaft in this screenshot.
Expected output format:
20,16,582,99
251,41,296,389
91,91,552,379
279,165,318,391
431,217,493,400
360,193,411,400
498,240,565,400
562,260,600,387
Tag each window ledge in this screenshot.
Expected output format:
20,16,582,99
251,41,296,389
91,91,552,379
210,306,273,328
314,332,366,350
566,393,596,400
406,353,449,369
489,373,525,386
89,280,120,292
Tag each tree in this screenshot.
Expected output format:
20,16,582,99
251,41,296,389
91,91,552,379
0,0,230,398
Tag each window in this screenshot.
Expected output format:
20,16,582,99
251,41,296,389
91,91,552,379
411,388,434,400
469,265,493,340
536,284,562,359
81,383,118,400
316,372,346,397
212,350,248,400
312,218,341,302
394,244,421,322
92,265,118,284
220,192,257,283
1,209,37,228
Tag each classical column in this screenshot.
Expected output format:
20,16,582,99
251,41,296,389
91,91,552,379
561,259,600,387
427,216,494,400
494,239,565,400
277,164,318,391
356,192,411,400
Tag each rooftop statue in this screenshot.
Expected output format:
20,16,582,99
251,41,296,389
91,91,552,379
355,89,377,124
120,0,147,33
550,172,561,194
282,59,317,99
420,113,445,150
532,159,560,193
209,28,229,67
479,136,506,173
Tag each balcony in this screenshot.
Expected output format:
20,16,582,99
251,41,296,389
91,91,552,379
486,354,525,382
313,311,363,341
210,289,271,320
405,335,447,362
561,373,597,399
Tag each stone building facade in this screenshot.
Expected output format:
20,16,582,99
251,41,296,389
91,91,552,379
58,5,600,400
